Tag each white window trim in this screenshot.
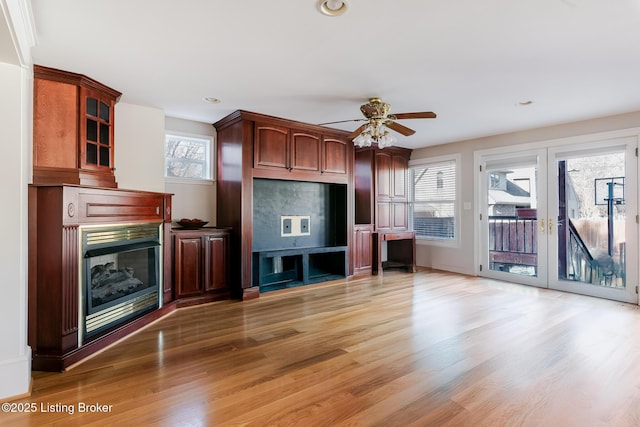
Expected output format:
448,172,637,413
409,153,461,248
164,130,215,183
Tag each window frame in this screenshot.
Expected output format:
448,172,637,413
408,153,461,247
164,131,215,184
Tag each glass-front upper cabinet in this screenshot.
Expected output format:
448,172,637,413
33,65,121,188
82,88,115,171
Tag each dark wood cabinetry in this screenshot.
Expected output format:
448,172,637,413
354,146,415,274
172,228,230,304
355,146,411,231
33,65,121,188
254,124,324,174
375,150,409,231
323,137,349,175
254,122,292,170
214,110,353,299
253,120,349,180
353,224,374,275
28,185,173,371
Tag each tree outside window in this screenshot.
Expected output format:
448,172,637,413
165,133,213,181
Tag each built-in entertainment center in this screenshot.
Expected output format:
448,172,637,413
214,110,354,299
252,178,348,291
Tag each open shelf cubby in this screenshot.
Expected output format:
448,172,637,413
253,246,348,292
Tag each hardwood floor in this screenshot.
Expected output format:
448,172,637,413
5,269,640,426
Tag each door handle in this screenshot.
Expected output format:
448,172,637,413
540,218,545,234
549,218,554,235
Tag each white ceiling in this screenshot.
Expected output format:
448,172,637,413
29,0,640,149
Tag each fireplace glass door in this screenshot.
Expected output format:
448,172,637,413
82,223,162,338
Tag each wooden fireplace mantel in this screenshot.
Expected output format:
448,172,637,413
28,184,174,371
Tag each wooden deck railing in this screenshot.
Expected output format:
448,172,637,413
488,216,537,270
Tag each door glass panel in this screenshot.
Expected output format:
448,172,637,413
487,165,538,277
557,152,626,288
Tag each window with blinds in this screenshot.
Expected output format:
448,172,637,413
409,158,457,240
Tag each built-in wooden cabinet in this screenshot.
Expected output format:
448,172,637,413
254,123,293,170
375,150,409,231
322,137,349,175
33,65,121,188
28,185,172,371
253,121,348,179
214,110,354,299
354,146,415,274
356,146,411,232
172,228,230,304
353,224,374,275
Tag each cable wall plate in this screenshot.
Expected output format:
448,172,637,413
281,215,311,237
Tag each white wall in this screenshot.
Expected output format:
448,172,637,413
164,117,217,225
114,103,166,193
0,62,31,400
411,110,640,275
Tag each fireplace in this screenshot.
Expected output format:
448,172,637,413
29,185,172,371
81,223,162,340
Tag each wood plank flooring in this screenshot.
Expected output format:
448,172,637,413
5,269,640,426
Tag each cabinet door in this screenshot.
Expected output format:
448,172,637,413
354,225,373,271
375,152,392,200
174,235,203,297
204,235,227,291
80,87,115,172
33,78,78,169
322,137,348,175
291,130,321,173
392,202,408,230
254,123,290,170
392,155,408,200
376,202,392,230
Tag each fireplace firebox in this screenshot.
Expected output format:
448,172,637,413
81,223,162,339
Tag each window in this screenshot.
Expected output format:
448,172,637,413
409,156,458,241
164,132,214,181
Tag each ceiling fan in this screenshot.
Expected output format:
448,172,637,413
319,97,436,148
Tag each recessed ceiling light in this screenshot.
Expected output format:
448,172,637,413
202,97,221,104
518,100,534,106
318,0,348,16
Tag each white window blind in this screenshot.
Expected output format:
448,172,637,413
409,158,457,240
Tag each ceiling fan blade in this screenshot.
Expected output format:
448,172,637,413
318,118,367,126
392,112,437,120
387,121,416,136
348,124,368,140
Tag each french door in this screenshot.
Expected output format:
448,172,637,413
479,137,638,303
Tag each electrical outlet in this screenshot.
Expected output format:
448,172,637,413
281,215,311,237
282,218,292,235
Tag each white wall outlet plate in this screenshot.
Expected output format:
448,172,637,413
281,215,311,237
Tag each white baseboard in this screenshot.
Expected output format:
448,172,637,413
0,347,31,401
